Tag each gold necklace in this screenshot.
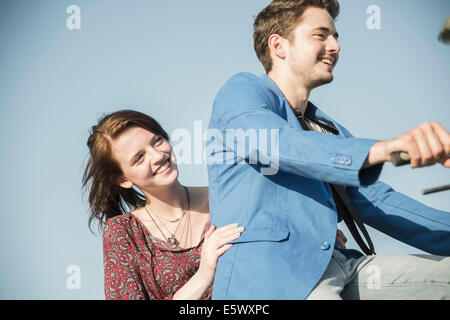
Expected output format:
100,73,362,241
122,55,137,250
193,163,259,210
144,186,190,246
152,211,184,223
178,206,192,248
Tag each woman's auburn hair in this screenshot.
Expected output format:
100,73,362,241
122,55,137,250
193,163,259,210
253,0,340,73
82,109,169,233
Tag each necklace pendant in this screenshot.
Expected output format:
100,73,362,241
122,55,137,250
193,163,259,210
168,235,179,246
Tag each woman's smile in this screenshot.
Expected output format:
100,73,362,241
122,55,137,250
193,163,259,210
154,158,172,175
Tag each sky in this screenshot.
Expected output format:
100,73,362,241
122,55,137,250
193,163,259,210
0,0,449,299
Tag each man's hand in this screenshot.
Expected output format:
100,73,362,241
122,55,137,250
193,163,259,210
364,122,450,169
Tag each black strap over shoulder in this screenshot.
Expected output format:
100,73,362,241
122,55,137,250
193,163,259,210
329,184,376,255
297,112,376,256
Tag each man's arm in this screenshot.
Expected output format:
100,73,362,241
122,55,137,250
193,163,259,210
364,123,450,169
211,74,449,185
337,124,450,256
347,181,450,256
210,73,382,187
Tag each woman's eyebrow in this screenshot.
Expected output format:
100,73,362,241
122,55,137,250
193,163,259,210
313,26,339,39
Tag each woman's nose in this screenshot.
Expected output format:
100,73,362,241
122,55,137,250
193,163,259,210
148,146,166,165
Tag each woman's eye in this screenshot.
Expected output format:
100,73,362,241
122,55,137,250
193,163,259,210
314,33,325,39
135,154,144,164
155,136,163,145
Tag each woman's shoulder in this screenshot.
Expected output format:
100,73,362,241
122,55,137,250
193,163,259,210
103,212,135,239
102,212,141,258
105,212,134,227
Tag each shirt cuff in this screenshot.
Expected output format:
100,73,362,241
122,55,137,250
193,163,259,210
358,161,384,187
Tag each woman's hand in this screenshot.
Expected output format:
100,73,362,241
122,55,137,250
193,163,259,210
173,223,244,299
197,224,244,286
336,229,347,249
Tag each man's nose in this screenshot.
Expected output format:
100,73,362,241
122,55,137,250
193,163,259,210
327,36,340,54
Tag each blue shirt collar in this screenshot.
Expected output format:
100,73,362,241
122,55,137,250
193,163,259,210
260,73,285,98
259,73,340,134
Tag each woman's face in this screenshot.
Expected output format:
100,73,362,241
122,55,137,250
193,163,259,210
111,126,178,191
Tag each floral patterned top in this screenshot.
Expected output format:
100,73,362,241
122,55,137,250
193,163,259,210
103,212,212,300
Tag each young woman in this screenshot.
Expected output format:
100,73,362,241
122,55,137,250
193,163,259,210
82,109,244,300
82,109,348,300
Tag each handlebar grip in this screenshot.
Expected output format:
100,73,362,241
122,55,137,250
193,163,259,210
390,151,411,166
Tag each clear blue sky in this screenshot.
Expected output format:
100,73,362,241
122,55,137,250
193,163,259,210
0,0,449,299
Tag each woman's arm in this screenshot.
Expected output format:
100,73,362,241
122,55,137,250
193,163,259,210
173,224,244,300
104,218,243,300
103,222,149,300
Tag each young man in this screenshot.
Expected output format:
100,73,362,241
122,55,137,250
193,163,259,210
206,0,450,299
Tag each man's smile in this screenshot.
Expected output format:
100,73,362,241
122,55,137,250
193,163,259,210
318,55,336,69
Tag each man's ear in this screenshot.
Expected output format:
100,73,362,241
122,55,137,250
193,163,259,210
268,34,288,60
116,175,133,189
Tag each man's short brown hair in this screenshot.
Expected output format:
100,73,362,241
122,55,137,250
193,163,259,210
253,0,340,73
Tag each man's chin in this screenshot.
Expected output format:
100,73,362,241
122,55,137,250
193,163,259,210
310,75,334,89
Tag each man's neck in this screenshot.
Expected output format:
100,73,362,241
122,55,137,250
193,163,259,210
267,71,311,115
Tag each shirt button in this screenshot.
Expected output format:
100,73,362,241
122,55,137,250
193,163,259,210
331,156,352,166
320,241,331,250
